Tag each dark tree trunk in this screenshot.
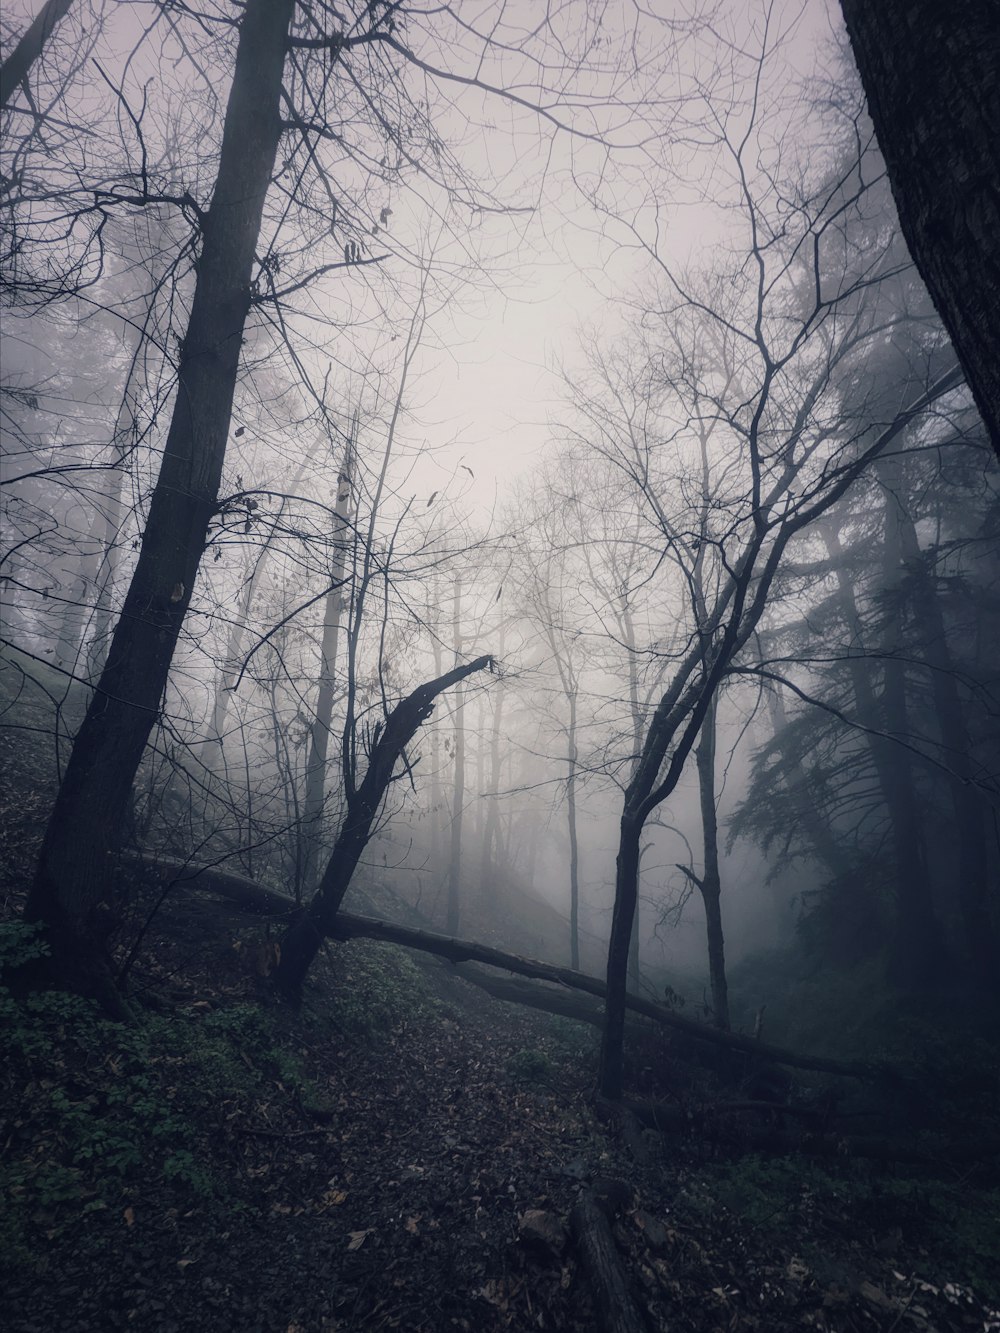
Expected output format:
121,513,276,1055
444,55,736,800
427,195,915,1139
839,0,1000,459
694,692,729,1029
0,0,74,110
600,814,641,1099
567,688,581,971
447,578,465,935
274,655,493,995
569,1193,649,1333
23,0,296,999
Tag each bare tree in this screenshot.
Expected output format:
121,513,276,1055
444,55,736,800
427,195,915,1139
15,0,689,1001
563,18,969,1094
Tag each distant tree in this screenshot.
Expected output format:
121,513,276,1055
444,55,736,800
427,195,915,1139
839,0,1000,459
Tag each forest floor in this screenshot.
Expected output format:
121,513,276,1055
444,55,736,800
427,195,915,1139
2,882,999,1333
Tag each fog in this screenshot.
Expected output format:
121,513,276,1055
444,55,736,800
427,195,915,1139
2,0,997,1025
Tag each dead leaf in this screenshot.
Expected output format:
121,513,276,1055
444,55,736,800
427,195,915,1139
123,1206,135,1228
347,1229,372,1251
177,1258,195,1271
404,1216,419,1234
859,1281,896,1311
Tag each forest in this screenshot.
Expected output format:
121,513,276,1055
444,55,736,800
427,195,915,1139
1,1,999,1330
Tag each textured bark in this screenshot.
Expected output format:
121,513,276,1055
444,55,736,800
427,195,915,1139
839,0,1000,458
693,693,729,1029
600,815,641,1099
24,0,297,998
274,655,493,994
0,0,74,109
569,1193,650,1333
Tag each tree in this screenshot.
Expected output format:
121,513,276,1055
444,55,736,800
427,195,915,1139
274,653,494,994
15,0,687,1001
25,0,298,1004
565,15,969,1095
839,0,1000,459
1,0,75,112
733,438,999,993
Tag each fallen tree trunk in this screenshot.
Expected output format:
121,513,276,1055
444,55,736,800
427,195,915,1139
570,1192,650,1333
123,852,889,1082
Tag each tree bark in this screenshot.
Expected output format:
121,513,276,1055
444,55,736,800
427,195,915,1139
0,0,74,110
569,1193,650,1333
24,0,297,1000
600,814,642,1099
274,654,493,995
839,0,1000,459
694,692,729,1029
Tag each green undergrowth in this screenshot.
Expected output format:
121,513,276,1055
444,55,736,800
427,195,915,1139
690,1152,1000,1305
0,921,437,1281
313,937,442,1037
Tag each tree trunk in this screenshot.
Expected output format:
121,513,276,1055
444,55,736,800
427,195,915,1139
24,0,297,1000
839,0,1000,459
300,424,356,887
126,850,889,1081
0,0,74,110
600,813,642,1099
694,693,729,1029
275,655,493,995
567,687,581,971
446,576,465,935
569,1193,649,1333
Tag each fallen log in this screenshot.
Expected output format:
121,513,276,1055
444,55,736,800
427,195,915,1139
123,851,890,1083
569,1191,651,1333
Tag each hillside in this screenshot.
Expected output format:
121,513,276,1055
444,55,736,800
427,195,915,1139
3,881,1000,1332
